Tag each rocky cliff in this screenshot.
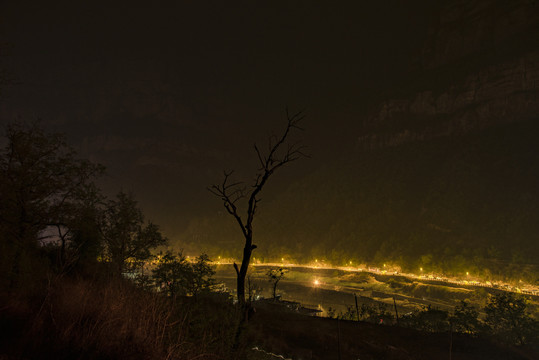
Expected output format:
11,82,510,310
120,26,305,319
359,0,539,150
184,1,539,281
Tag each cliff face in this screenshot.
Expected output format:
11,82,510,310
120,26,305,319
269,0,539,276
359,0,539,150
185,1,539,280
422,0,539,68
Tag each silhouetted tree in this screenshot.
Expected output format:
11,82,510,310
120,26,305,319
401,305,449,332
484,292,539,345
152,251,190,297
101,191,167,276
450,300,481,335
186,254,216,298
0,122,104,287
66,191,105,274
152,251,215,298
209,110,307,304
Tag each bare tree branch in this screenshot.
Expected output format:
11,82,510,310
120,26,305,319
208,109,307,305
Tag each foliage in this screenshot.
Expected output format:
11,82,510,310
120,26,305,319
400,305,449,332
327,302,394,324
336,305,357,321
101,191,167,275
187,253,216,297
358,303,394,324
484,292,539,345
450,300,482,335
326,307,337,319
152,251,189,296
152,251,215,298
0,122,104,287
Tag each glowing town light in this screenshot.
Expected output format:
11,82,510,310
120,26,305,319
313,279,320,286
466,272,469,276
420,267,423,271
349,261,353,265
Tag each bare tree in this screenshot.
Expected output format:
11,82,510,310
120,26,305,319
208,109,307,305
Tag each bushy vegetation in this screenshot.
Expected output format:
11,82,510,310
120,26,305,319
0,123,248,359
151,251,215,297
328,294,538,346
484,292,539,346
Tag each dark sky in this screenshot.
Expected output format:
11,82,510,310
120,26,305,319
0,1,438,238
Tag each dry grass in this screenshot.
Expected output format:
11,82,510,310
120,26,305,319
1,276,245,360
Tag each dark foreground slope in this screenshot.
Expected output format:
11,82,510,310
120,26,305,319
248,302,538,360
2,277,537,360
0,278,243,360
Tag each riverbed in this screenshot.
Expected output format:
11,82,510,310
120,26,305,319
214,264,479,317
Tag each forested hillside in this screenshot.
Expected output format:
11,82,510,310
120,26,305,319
181,0,539,282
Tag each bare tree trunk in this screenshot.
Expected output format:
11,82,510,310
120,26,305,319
393,297,400,326
247,274,252,302
56,224,67,267
209,109,307,308
236,269,246,304
235,242,253,304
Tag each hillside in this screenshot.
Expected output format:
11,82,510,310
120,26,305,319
179,0,539,281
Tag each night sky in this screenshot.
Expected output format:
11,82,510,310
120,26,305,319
3,1,538,267
0,1,437,237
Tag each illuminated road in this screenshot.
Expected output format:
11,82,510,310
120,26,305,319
212,260,539,297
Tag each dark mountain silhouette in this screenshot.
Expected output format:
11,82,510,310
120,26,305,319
181,0,539,281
